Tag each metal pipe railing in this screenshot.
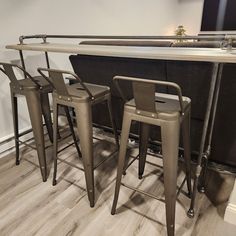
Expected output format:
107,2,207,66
18,33,236,44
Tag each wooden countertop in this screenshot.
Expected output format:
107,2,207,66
6,42,236,63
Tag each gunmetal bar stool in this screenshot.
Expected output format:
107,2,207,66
0,63,80,182
111,76,192,236
38,67,119,207
0,62,53,181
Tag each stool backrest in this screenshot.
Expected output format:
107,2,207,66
0,62,41,89
37,68,94,100
113,75,184,115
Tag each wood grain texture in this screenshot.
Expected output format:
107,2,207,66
6,43,236,63
0,130,235,236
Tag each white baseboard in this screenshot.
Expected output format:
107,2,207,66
0,126,33,158
224,179,236,226
0,116,67,159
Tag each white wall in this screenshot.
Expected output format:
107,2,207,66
0,0,203,153
177,0,204,35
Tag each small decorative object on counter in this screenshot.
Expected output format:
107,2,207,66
175,25,186,42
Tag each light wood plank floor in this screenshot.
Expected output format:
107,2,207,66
0,129,236,236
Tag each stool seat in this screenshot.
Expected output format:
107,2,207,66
11,75,52,91
65,82,110,101
126,93,191,119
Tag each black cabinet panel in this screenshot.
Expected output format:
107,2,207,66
69,47,236,167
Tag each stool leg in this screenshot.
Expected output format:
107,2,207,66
182,110,192,197
161,119,179,236
64,106,82,157
111,112,132,215
26,90,47,182
10,91,20,165
75,102,94,207
138,122,150,179
107,95,119,147
52,103,59,186
40,93,53,143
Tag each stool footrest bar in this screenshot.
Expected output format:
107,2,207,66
93,149,118,169
57,157,84,171
121,182,164,201
124,154,139,172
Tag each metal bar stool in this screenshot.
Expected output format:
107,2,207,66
111,76,192,236
0,62,80,182
0,62,54,181
38,67,119,207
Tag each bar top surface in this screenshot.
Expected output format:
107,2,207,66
6,42,236,63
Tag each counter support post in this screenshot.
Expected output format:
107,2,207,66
188,63,220,218
198,63,224,193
